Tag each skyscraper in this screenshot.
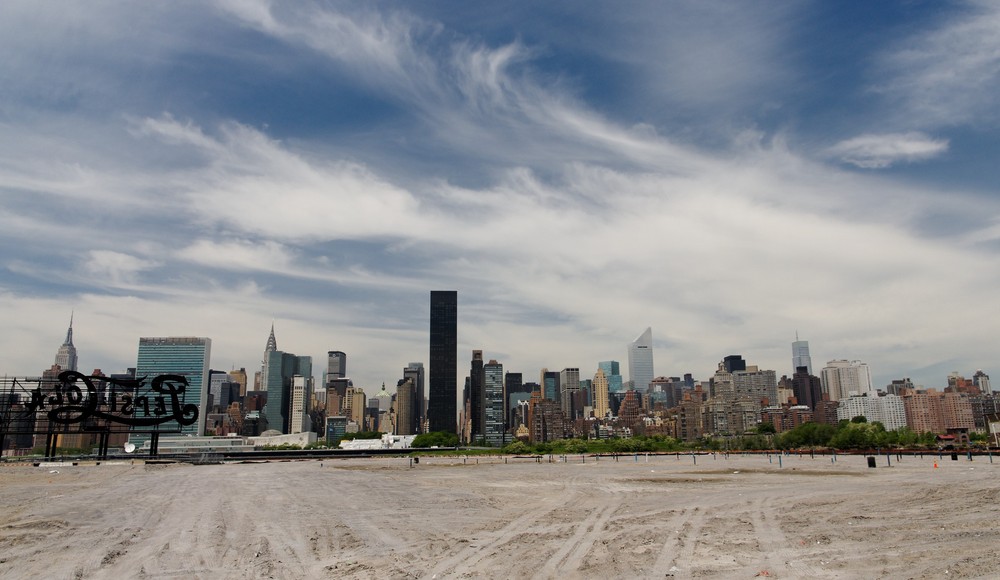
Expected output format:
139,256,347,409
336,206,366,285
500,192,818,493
723,355,747,373
627,327,654,392
469,350,484,439
541,369,559,401
327,351,347,381
403,362,425,432
134,337,211,437
559,367,580,419
262,350,312,434
260,326,312,434
289,374,313,434
483,359,505,446
598,361,623,393
820,360,873,401
428,290,457,433
593,367,610,418
54,313,78,372
791,366,823,410
395,377,416,435
792,335,812,375
732,367,778,406
260,323,278,393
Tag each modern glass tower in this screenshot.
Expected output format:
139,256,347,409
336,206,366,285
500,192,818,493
134,337,212,437
263,350,312,434
627,327,654,392
483,359,505,447
792,335,812,375
598,361,623,393
428,290,457,433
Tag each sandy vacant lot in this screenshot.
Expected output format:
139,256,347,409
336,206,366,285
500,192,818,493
1,452,998,579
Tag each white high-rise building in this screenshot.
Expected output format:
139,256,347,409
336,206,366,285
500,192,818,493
836,393,906,431
791,335,812,375
973,370,991,393
627,327,654,392
821,360,873,401
289,374,313,434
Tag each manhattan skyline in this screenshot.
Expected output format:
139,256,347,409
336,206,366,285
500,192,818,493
1,2,999,390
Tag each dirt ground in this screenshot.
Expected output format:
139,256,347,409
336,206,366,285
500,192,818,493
1,452,998,579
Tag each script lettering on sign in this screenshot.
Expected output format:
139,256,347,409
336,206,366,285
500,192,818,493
23,371,199,428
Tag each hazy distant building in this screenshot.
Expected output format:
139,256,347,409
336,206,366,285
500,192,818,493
483,359,505,446
403,363,425,432
541,369,559,401
791,336,812,375
261,329,313,435
134,337,212,438
901,389,974,434
886,378,914,396
710,364,736,401
617,389,642,428
260,324,278,393
327,351,346,382
326,416,348,444
428,290,457,433
598,361,624,394
837,393,906,430
289,375,313,434
973,370,991,394
627,328,654,392
559,367,580,419
229,367,249,397
395,377,415,435
733,367,778,406
821,360,873,401
529,393,565,443
649,376,684,409
791,366,823,410
54,314,78,372
469,350,484,440
722,355,747,374
593,367,610,418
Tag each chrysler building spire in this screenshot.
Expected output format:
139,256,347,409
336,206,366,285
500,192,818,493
265,322,277,353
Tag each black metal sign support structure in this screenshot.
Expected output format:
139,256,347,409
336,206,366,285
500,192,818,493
0,371,199,459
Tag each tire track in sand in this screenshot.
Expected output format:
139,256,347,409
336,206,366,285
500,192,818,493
421,478,582,579
650,506,706,577
534,498,622,578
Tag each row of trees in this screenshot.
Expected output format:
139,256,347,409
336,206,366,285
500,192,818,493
493,419,957,455
265,419,974,454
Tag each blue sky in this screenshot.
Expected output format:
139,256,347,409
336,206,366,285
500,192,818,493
1,1,998,392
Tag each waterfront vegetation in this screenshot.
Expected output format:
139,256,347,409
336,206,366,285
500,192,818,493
15,421,980,458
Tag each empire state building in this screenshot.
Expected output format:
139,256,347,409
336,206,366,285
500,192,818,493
54,313,78,372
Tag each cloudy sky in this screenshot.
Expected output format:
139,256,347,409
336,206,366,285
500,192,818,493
2,1,999,393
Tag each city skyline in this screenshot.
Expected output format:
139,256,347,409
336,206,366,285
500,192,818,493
19,314,995,400
2,3,999,390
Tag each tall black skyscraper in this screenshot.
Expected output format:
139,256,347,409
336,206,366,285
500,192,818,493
791,366,823,411
723,355,747,373
469,350,484,439
428,290,457,433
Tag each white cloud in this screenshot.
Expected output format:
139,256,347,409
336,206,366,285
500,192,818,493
826,132,949,168
875,1,1000,128
2,3,999,393
82,251,159,286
